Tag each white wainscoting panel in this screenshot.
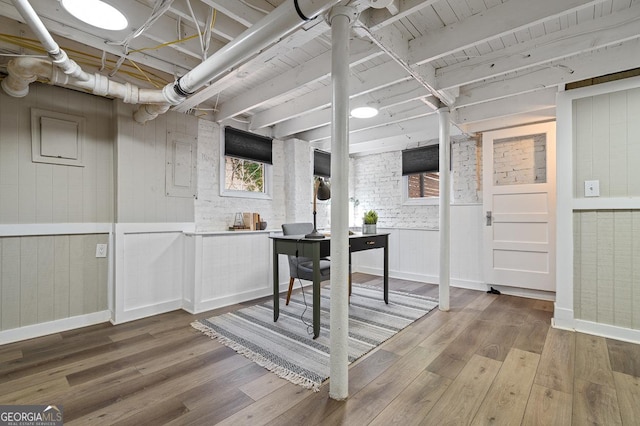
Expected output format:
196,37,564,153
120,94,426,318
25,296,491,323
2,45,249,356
353,204,485,290
185,231,290,313
113,223,193,323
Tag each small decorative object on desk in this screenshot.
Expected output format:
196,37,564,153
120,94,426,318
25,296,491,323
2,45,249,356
363,209,378,234
258,221,267,230
232,212,247,229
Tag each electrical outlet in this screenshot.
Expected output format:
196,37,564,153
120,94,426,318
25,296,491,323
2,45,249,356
96,243,108,258
584,180,600,197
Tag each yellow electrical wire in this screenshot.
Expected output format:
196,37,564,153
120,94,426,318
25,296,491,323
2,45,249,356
128,8,217,54
1,33,170,86
127,58,162,88
0,8,218,88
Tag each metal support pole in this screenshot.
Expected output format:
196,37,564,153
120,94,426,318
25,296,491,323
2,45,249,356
328,5,357,401
438,107,451,312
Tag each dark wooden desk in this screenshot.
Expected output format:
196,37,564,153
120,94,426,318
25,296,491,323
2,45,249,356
270,233,389,338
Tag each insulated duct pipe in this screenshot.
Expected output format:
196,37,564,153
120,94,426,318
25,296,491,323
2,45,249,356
5,0,341,123
136,0,342,122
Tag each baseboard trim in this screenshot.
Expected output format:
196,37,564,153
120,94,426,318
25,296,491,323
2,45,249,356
0,311,111,345
552,316,640,345
113,300,183,324
185,283,291,315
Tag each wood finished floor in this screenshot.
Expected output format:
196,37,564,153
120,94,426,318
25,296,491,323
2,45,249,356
1,273,640,425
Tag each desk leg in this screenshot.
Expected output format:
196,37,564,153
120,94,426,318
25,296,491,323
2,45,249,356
348,251,352,297
384,235,389,304
312,243,321,339
273,240,279,322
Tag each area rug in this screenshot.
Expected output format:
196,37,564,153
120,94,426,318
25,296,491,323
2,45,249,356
191,284,438,391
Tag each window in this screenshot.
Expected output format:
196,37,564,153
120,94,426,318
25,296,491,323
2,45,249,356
225,157,264,192
407,172,439,198
402,144,440,204
221,126,273,199
313,149,330,178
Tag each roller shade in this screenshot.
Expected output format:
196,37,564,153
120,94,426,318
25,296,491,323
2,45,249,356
224,126,273,164
402,145,439,175
314,149,331,178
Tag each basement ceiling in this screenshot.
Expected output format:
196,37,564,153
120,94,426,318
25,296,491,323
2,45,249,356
1,0,639,155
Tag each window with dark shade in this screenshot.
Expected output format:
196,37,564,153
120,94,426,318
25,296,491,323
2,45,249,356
402,145,440,200
223,126,272,196
402,145,439,175
314,149,330,178
224,126,273,164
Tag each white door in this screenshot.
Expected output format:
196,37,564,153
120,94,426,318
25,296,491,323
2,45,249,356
482,122,556,292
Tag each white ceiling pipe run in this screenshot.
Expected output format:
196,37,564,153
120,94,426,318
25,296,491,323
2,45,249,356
136,0,343,122
10,0,89,82
3,0,166,105
2,57,169,105
5,0,342,123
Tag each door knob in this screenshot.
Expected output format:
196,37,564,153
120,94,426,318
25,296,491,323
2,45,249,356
486,211,492,226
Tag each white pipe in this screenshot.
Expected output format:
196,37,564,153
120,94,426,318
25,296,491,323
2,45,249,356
438,106,451,311
5,0,341,123
328,5,357,402
1,57,55,97
152,0,341,120
11,0,89,81
2,57,169,105
173,0,341,99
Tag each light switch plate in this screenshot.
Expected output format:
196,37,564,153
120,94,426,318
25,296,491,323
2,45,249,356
96,243,107,258
585,180,600,197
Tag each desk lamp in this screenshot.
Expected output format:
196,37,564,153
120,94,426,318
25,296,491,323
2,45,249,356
305,177,331,239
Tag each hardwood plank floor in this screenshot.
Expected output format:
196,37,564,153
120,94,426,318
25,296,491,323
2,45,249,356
1,273,640,425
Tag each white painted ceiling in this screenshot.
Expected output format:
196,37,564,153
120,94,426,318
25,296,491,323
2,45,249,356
1,0,639,154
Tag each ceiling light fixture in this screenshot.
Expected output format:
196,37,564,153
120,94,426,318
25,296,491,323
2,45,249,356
350,105,379,119
61,0,128,31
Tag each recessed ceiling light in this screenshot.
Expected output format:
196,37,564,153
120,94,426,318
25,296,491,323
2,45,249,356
61,0,128,31
350,106,379,119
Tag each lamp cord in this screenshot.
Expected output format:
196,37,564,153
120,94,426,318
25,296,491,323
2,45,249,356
295,239,314,336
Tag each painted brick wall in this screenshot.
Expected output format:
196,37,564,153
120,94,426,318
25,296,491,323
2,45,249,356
453,137,482,203
193,123,481,231
195,120,288,231
351,136,481,229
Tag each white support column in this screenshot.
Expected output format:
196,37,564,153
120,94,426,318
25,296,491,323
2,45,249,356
328,5,357,401
438,107,451,311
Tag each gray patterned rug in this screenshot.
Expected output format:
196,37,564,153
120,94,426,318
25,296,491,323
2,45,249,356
192,284,438,391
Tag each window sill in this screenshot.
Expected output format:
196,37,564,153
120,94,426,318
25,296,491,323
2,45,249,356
220,189,272,200
403,197,439,206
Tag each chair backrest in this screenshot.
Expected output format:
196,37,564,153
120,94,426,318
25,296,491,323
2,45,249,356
282,223,313,236
281,223,329,280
